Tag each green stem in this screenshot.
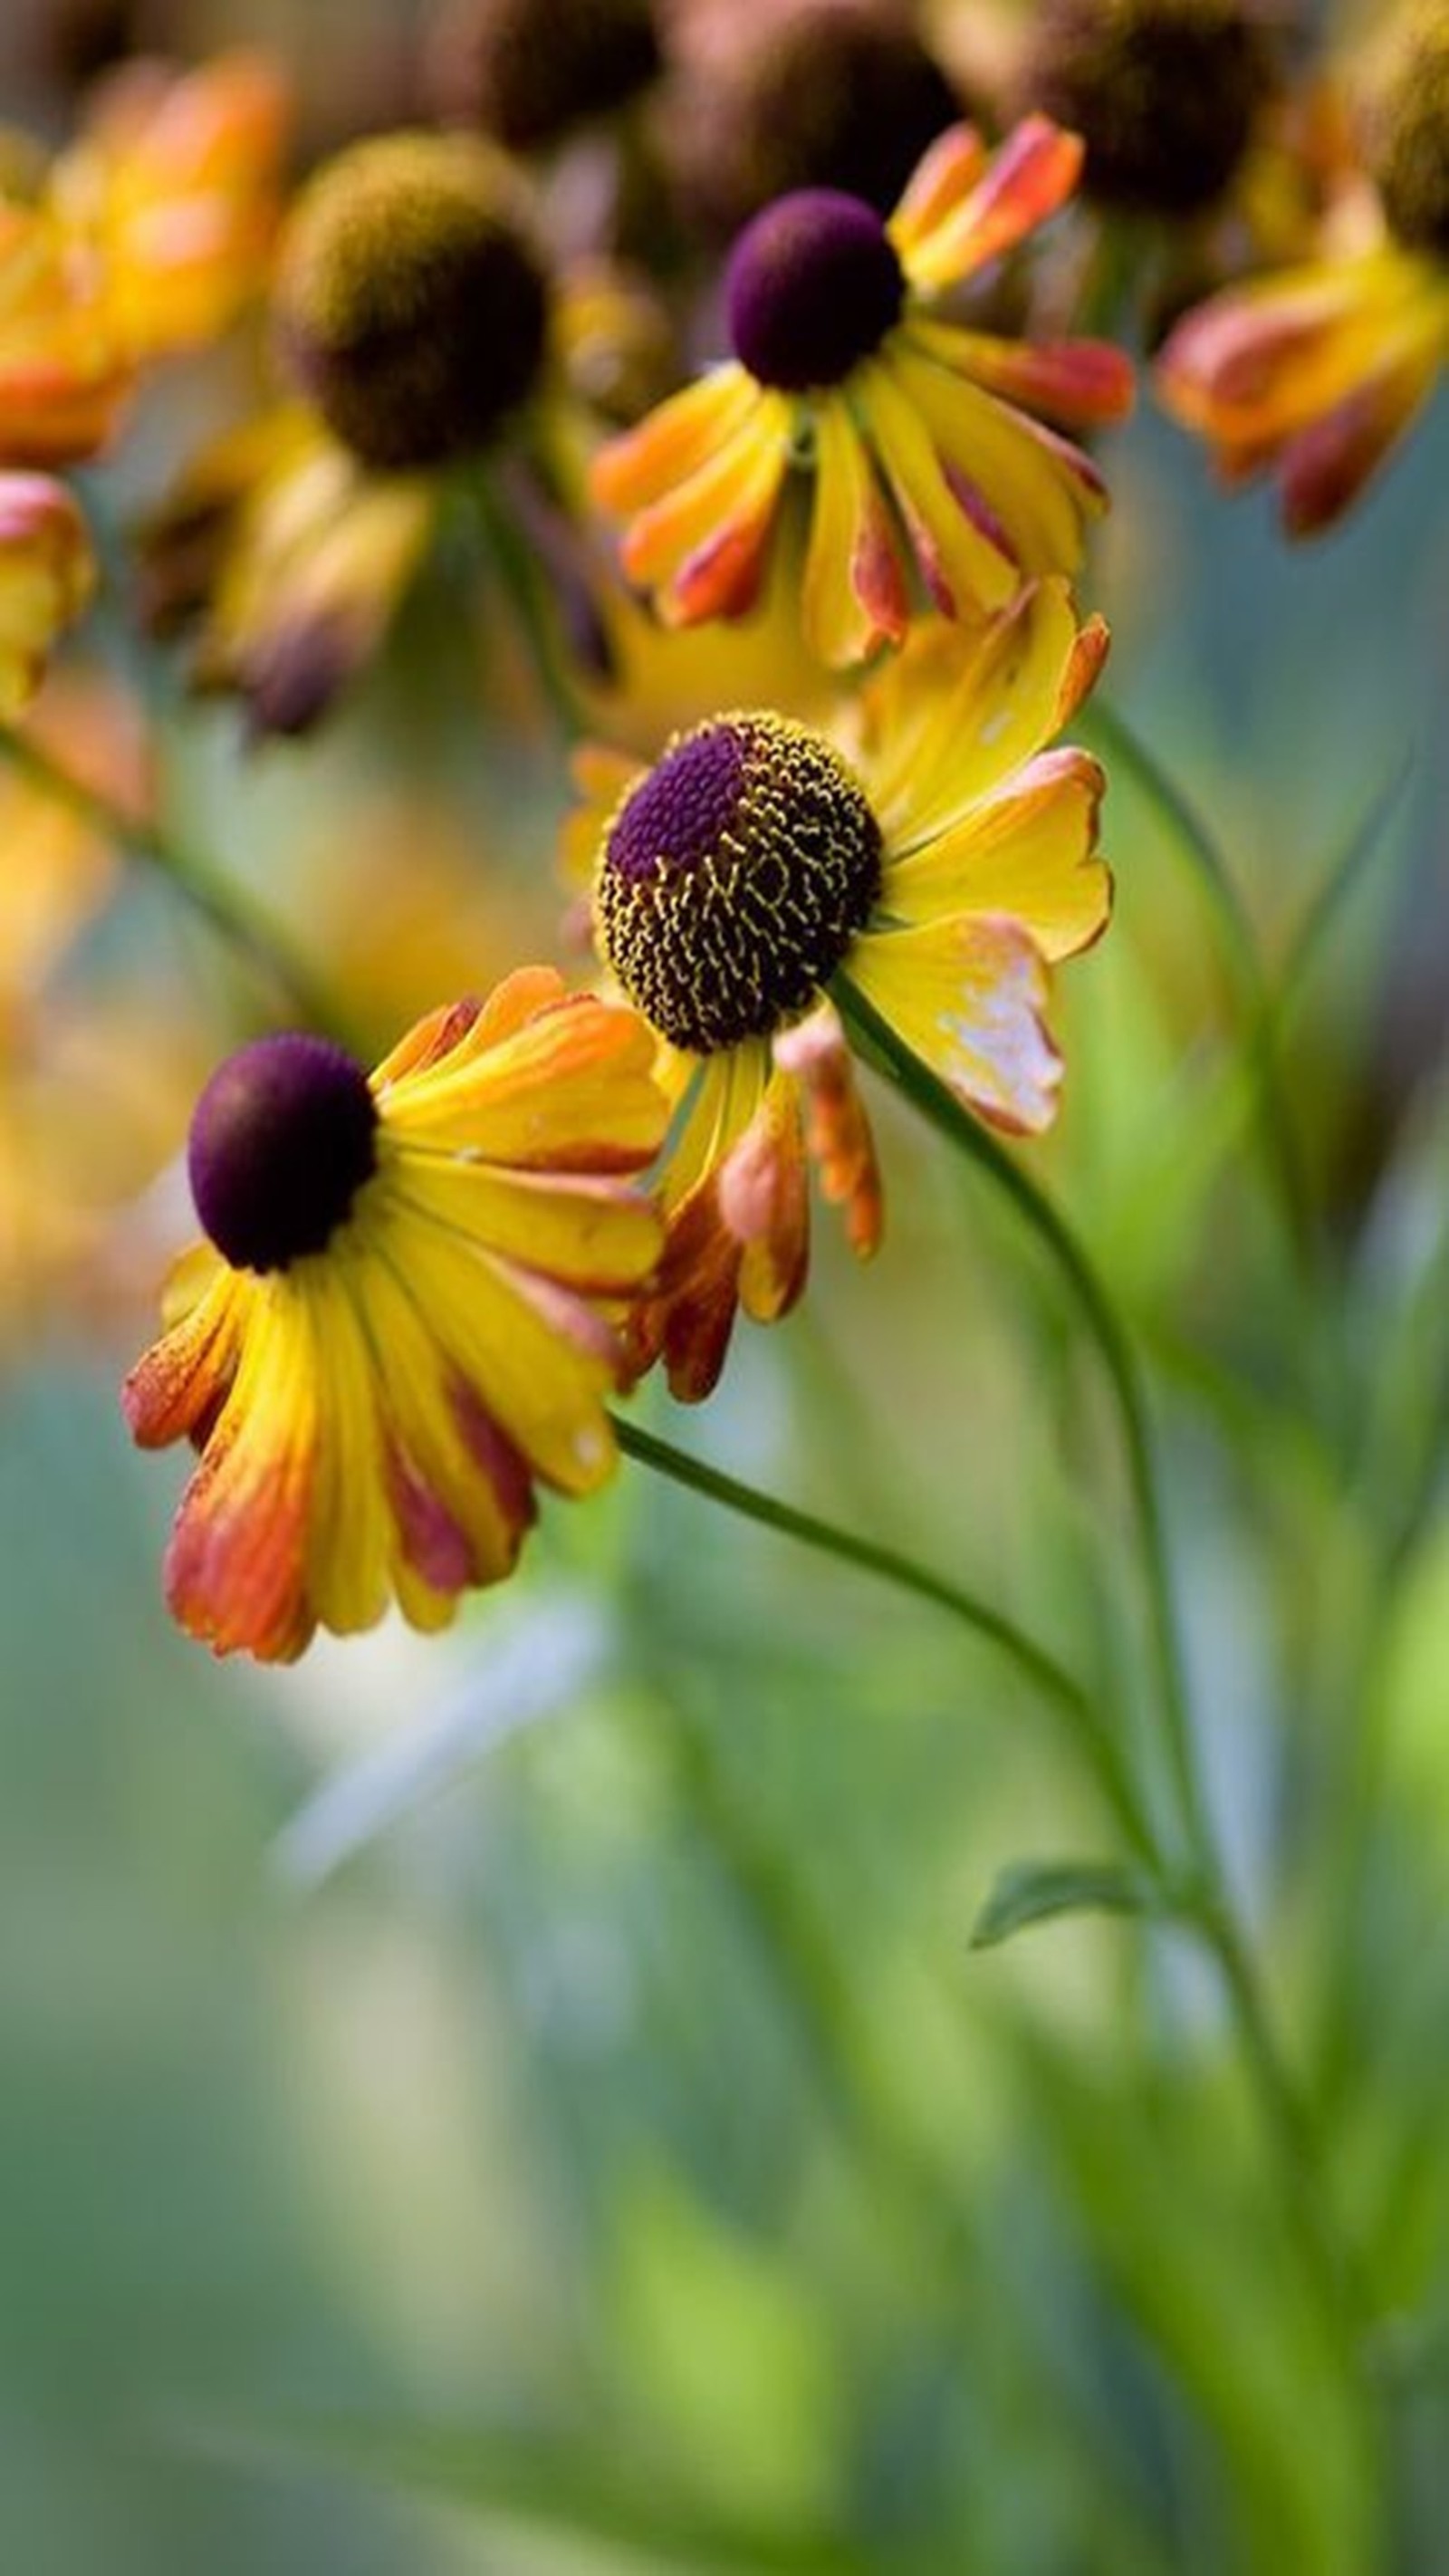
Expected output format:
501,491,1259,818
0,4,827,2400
0,720,346,1041
1086,696,1317,1286
835,976,1202,1865
833,980,1365,2348
613,1415,1157,1864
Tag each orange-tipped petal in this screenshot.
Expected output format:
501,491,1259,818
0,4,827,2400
907,315,1136,428
801,396,908,667
590,366,762,516
897,115,1084,298
888,122,991,263
775,1008,883,1258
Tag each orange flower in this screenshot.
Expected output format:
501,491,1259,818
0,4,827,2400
124,974,668,1661
1156,1,1449,529
48,52,290,360
0,197,130,465
1156,236,1449,533
591,118,1134,665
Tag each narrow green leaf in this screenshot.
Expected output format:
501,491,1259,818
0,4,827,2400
970,1858,1175,1950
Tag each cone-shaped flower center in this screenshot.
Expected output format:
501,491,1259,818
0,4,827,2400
596,715,882,1053
188,1033,379,1273
273,130,551,470
1363,4,1449,253
725,188,906,389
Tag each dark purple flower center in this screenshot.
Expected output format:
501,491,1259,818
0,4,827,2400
724,187,906,390
188,1033,379,1273
596,715,882,1053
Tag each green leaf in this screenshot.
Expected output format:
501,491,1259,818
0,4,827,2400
970,1859,1173,1951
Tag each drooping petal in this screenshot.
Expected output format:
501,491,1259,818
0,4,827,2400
619,391,793,626
904,314,1136,428
856,356,1018,617
842,916,1063,1134
590,365,763,515
1155,243,1448,515
160,1274,321,1660
887,338,1108,580
801,394,908,667
895,116,1084,299
1276,341,1441,534
882,747,1112,962
719,1071,811,1325
774,1005,883,1257
121,1260,248,1447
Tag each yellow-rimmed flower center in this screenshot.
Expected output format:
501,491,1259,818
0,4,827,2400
188,1033,379,1273
724,188,905,390
273,130,550,470
596,715,882,1053
1362,2,1449,254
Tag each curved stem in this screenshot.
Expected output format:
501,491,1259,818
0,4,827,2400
833,981,1366,2343
1086,697,1317,1285
835,976,1203,1864
613,1415,1157,1863
0,719,347,1041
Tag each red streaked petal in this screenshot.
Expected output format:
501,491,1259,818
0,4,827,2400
900,116,1084,296
907,315,1136,427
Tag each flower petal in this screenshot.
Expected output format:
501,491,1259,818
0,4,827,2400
842,916,1064,1133
896,116,1083,299
888,339,1107,579
905,314,1136,428
883,747,1111,961
862,580,1107,848
857,356,1018,617
379,988,668,1172
590,365,762,515
801,395,908,667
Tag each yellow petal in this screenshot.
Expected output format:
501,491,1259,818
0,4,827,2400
856,356,1017,619
842,917,1063,1133
883,747,1111,961
863,580,1103,848
801,396,907,667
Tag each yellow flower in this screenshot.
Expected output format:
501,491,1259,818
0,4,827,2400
123,972,668,1663
141,130,644,732
0,473,95,717
569,577,1111,1397
47,51,290,360
0,196,131,465
1155,0,1449,529
1155,236,1449,531
590,118,1135,665
0,56,288,470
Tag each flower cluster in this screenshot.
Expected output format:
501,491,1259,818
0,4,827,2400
0,0,1435,1659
